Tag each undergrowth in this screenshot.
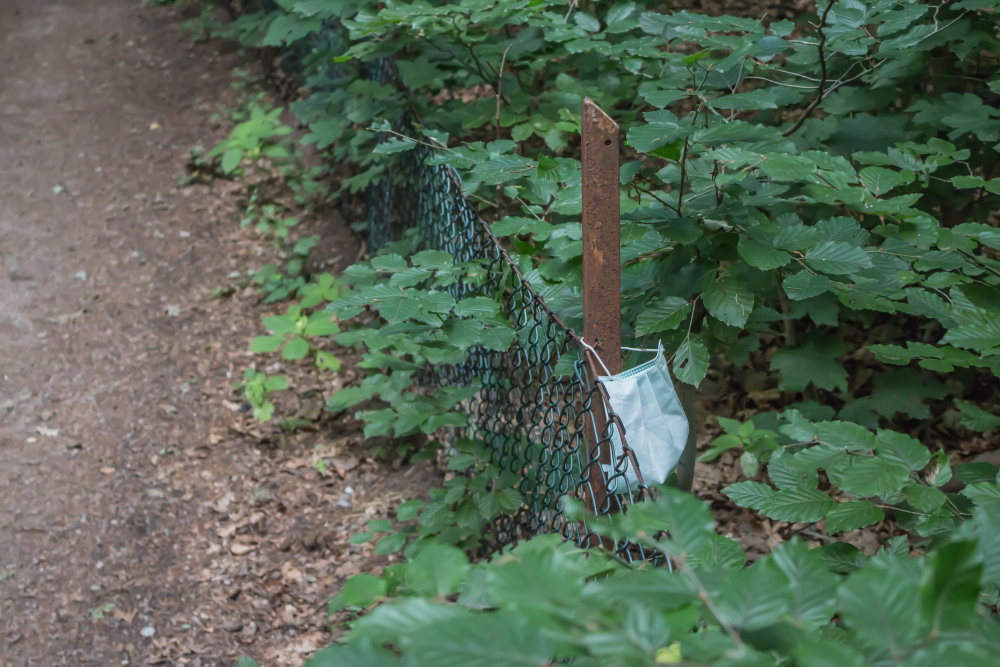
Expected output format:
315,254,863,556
191,0,1000,663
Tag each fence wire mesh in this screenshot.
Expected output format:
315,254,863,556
363,64,655,561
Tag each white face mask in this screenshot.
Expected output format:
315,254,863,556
597,342,689,494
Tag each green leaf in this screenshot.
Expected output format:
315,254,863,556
329,573,386,612
350,598,462,645
264,375,288,391
304,313,339,337
858,166,911,196
348,531,373,545
714,563,791,631
221,147,243,173
838,564,920,652
371,254,407,272
770,334,847,392
903,485,947,513
281,336,309,360
673,337,709,386
368,519,392,532
825,501,884,534
396,499,424,522
687,534,746,570
250,334,284,353
962,482,1000,511
443,318,484,350
574,11,600,32
411,250,454,270
454,296,500,319
832,458,910,498
263,312,298,333
723,481,778,511
403,611,554,667
820,543,867,574
373,294,422,324
703,274,754,328
874,430,931,472
315,350,341,372
768,538,838,630
737,238,789,270
626,119,686,153
406,544,470,599
304,640,400,666
375,532,407,555
640,488,716,558
920,540,983,634
767,449,817,489
635,297,690,335
372,137,417,154
956,462,999,485
757,487,834,523
954,400,1000,431
698,433,742,463
709,89,778,110
783,271,832,301
805,241,873,275
496,487,523,512
491,216,554,240
940,316,1000,353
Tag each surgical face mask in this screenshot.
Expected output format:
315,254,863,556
597,342,689,494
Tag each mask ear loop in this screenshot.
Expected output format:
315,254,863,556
577,337,612,376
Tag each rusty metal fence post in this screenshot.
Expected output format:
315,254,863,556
581,98,621,517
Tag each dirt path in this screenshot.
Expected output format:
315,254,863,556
1,2,431,665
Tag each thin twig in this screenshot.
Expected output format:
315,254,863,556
563,0,578,23
677,138,690,214
632,181,681,215
367,126,455,153
782,0,836,138
495,44,512,143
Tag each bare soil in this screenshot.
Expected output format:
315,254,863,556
0,1,435,665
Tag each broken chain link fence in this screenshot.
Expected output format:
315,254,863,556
245,4,656,560
363,60,655,561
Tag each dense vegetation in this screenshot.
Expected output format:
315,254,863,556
199,0,1000,663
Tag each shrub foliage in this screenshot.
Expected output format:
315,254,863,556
209,0,1000,663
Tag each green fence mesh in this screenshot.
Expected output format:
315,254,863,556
363,76,655,561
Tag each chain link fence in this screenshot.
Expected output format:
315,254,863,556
362,64,654,560
243,5,656,560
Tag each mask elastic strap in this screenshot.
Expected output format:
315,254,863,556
577,337,612,376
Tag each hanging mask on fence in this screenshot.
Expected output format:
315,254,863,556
597,342,689,494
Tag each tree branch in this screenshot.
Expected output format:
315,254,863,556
782,0,836,138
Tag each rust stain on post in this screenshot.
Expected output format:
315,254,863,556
581,98,621,522
582,98,621,373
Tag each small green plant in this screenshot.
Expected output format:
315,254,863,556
238,368,288,422
347,439,525,557
250,301,341,368
208,103,294,176
87,602,115,620
240,192,300,240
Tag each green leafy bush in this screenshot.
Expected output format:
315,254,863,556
307,487,1000,666
207,0,1000,660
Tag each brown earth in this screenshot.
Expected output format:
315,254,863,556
0,1,435,665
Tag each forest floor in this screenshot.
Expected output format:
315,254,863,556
0,1,437,665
